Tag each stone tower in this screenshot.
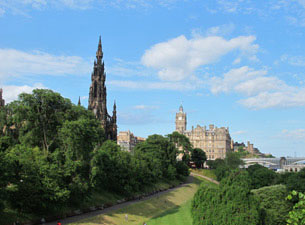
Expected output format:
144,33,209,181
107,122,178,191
88,36,117,141
175,105,187,133
0,89,5,108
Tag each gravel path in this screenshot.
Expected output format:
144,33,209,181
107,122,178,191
44,176,194,225
190,172,219,185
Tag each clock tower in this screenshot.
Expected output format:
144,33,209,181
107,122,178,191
175,105,187,133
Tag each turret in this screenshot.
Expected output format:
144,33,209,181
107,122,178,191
112,100,117,123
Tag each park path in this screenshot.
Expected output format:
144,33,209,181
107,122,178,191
44,173,218,225
44,176,194,225
190,172,219,185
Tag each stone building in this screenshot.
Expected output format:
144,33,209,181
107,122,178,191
0,89,5,108
117,130,146,152
88,37,117,141
175,105,232,160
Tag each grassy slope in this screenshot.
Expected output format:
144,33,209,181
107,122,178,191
72,177,215,225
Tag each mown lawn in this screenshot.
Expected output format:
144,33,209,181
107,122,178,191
71,177,215,225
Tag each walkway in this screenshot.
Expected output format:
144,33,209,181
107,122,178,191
190,172,219,185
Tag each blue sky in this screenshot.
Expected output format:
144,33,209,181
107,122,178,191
1,0,305,157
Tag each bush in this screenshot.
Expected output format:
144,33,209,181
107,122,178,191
192,170,260,225
252,185,292,225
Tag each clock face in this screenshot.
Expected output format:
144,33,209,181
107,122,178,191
178,116,182,120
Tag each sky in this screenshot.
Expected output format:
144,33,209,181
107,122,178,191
1,0,305,157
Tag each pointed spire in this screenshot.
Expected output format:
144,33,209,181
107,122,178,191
113,100,116,112
96,35,103,64
78,96,81,106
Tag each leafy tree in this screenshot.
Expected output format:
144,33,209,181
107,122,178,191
7,89,73,153
225,152,244,169
206,158,225,169
134,135,178,180
192,170,260,225
286,168,305,193
191,148,206,168
247,164,276,189
252,185,292,225
286,191,305,225
5,145,70,215
167,131,192,164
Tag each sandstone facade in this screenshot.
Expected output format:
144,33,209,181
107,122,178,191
175,105,231,160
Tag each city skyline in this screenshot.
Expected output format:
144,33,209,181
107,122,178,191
1,0,305,157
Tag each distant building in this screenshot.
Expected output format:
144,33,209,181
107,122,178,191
175,105,232,160
88,37,117,141
233,141,262,156
0,89,5,108
117,130,146,152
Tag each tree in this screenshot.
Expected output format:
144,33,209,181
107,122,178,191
252,185,292,225
167,131,192,164
247,164,276,189
225,152,244,169
191,148,206,168
192,170,260,225
5,145,70,215
7,89,73,153
134,135,178,180
286,191,305,225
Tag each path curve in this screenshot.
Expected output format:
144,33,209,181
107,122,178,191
190,172,219,185
44,176,194,225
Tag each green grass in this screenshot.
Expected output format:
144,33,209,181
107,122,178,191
191,169,217,180
72,177,215,225
146,199,193,225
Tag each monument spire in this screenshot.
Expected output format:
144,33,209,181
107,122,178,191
96,35,103,65
78,96,81,106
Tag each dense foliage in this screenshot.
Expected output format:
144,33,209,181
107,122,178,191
192,170,260,225
0,89,189,220
190,148,206,169
252,185,292,225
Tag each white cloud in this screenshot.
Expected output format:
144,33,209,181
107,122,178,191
210,66,305,109
0,48,91,80
210,66,267,94
133,104,159,110
239,89,305,109
281,54,305,66
141,35,258,81
205,23,235,36
282,128,305,140
3,83,46,103
232,130,247,135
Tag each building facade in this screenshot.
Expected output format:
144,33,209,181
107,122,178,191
117,130,146,152
175,105,232,160
88,37,117,141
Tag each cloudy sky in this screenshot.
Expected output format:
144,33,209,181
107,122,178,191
1,0,305,157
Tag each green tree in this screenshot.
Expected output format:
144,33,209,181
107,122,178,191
8,89,73,153
225,152,244,169
5,145,70,215
286,191,305,225
167,131,192,164
192,170,260,225
247,164,276,189
191,148,206,168
252,185,292,225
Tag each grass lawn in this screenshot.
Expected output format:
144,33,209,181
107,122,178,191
71,177,214,225
191,169,217,180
